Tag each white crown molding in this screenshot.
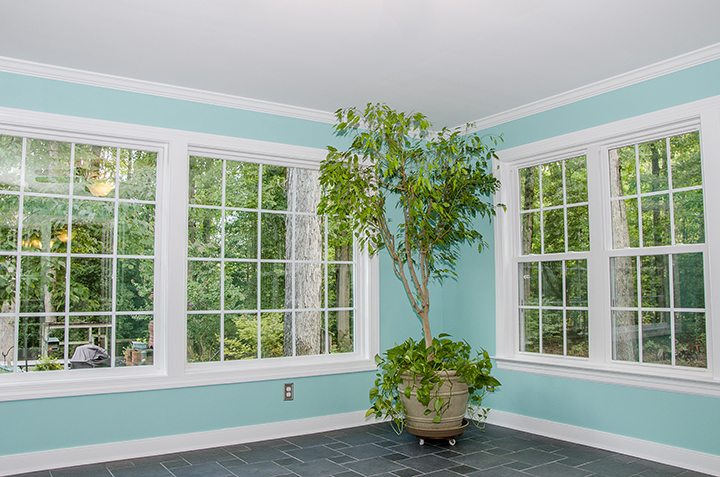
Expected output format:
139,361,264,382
0,410,376,476
487,410,720,476
461,42,720,134
0,56,336,124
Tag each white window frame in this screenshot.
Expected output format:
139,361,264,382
0,107,379,402
495,95,720,397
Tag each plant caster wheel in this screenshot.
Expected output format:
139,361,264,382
448,438,456,446
418,438,425,446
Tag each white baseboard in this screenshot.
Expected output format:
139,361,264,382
487,410,720,476
0,410,373,476
3,409,718,476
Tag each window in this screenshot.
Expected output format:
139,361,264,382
0,133,158,373
608,132,707,368
495,102,720,392
185,155,355,364
518,156,589,358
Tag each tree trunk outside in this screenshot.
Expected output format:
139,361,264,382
336,245,351,350
284,169,323,356
0,302,14,367
609,148,636,361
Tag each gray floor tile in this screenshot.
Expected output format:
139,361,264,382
237,448,289,464
285,445,341,462
390,469,421,477
467,466,531,476
51,464,113,477
508,449,563,466
399,455,456,473
285,433,337,448
170,462,233,477
221,461,288,477
281,458,348,477
339,444,393,460
343,457,405,476
111,464,173,477
577,457,651,477
524,462,593,477
452,452,516,471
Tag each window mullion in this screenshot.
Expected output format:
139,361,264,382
586,143,608,365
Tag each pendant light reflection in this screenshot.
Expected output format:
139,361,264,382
87,179,115,197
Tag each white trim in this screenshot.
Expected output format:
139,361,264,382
461,42,720,133
0,56,336,125
0,410,376,477
486,410,720,476
0,106,380,402
494,95,720,396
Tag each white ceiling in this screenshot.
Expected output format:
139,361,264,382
1,0,720,127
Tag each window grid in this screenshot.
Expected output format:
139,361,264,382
1,135,157,372
186,158,356,363
608,131,707,369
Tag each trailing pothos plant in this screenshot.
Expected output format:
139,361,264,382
369,335,500,433
318,103,502,430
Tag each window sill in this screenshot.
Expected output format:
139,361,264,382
0,354,377,402
495,355,720,397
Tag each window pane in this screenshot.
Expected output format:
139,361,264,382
17,316,65,372
673,189,704,244
116,315,154,367
224,262,257,310
68,316,111,369
566,205,589,252
520,308,539,353
294,215,323,261
519,166,539,210
541,162,563,207
225,211,257,259
73,144,117,198
670,131,701,189
0,195,19,251
117,203,155,256
187,261,220,311
609,145,636,197
117,259,154,312
543,208,564,253
565,260,587,307
642,311,671,365
0,317,16,371
610,256,637,308
674,312,706,368
225,161,258,209
119,149,157,201
260,213,288,260
0,256,16,309
673,253,704,309
25,139,71,195
292,169,321,213
328,263,352,309
521,212,540,255
567,310,588,357
189,156,222,206
612,311,638,362
640,255,669,308
611,198,639,248
187,207,221,258
518,262,539,306
329,310,353,354
638,139,668,193
294,262,323,309
260,312,286,358
542,310,563,355
327,215,352,261
0,135,22,191
565,156,587,204
540,261,562,306
295,310,323,356
224,313,257,361
187,314,220,362
22,197,68,253
260,262,287,310
641,194,671,247
69,257,113,312
71,199,114,255
261,165,288,210
20,256,66,313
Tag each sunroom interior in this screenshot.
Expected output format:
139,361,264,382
1,1,720,476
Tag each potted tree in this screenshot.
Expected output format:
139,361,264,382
318,103,502,442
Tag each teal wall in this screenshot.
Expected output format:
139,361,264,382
0,71,427,456
445,58,720,456
2,56,720,457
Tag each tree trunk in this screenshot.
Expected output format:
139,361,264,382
284,169,323,356
336,245,351,350
39,222,58,359
0,302,14,367
521,167,536,256
609,148,636,361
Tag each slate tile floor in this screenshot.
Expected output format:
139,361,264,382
12,423,710,477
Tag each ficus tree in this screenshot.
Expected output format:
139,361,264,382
318,103,502,348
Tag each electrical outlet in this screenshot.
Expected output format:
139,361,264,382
284,382,294,401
